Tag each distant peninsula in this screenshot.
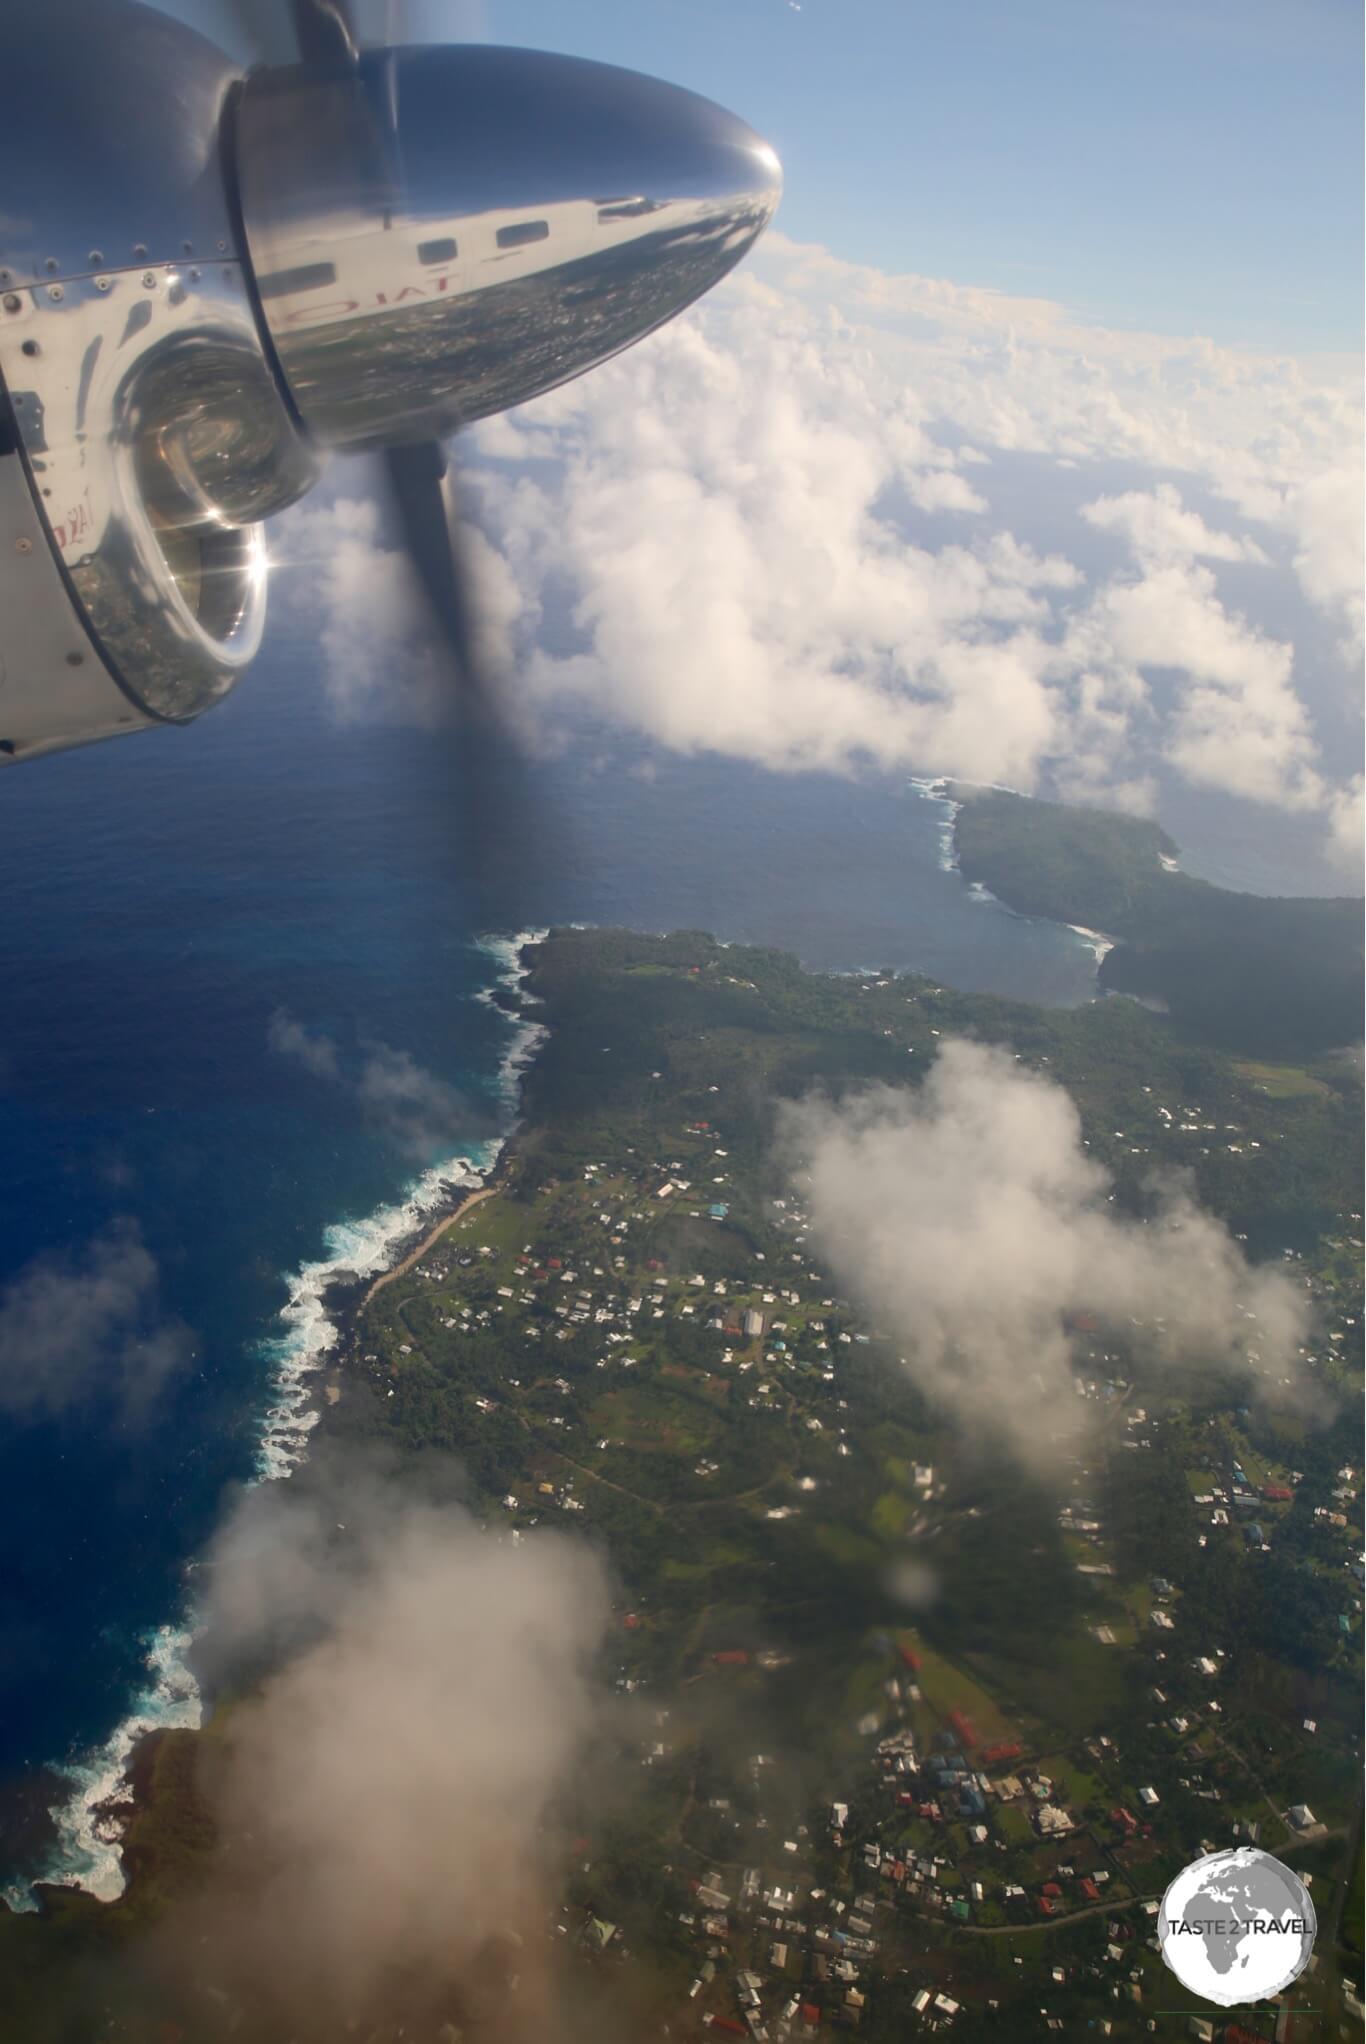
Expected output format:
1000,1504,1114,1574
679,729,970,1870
949,785,1363,1060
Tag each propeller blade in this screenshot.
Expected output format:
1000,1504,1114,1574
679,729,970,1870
382,439,490,718
220,0,357,66
290,0,358,68
377,439,565,929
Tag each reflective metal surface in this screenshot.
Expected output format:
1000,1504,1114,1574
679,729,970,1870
235,45,782,451
0,445,156,763
0,3,779,761
0,0,316,734
0,0,243,288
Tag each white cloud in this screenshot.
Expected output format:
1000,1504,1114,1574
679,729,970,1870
905,467,989,516
1080,482,1269,565
758,236,1358,497
0,1223,190,1424
1284,465,1366,658
272,495,446,726
266,1009,341,1082
1066,491,1333,810
269,1010,491,1160
778,1043,1312,1472
270,230,1361,864
271,492,523,727
469,302,1102,788
1057,562,1327,810
185,1462,609,2036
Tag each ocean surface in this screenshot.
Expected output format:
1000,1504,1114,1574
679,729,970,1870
0,639,1112,1903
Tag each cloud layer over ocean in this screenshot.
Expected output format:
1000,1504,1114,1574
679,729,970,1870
267,1010,497,1161
274,231,1363,875
0,1221,190,1424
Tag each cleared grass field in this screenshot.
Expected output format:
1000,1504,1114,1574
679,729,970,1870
1033,1750,1104,1813
994,1801,1036,1845
906,1639,1021,1749
1234,1059,1332,1100
965,1630,1130,1739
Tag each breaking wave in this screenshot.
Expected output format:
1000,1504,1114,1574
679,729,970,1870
908,775,962,873
4,931,547,1912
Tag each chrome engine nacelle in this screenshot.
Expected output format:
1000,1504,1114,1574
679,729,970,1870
0,1,779,763
0,1,300,758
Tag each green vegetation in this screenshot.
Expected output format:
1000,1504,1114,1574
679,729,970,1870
3,924,1360,2044
327,927,1362,2037
1235,1059,1335,1101
951,785,1364,1059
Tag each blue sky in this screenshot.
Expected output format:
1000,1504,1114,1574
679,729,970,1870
192,0,1362,355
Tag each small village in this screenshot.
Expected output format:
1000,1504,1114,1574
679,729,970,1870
349,1042,1363,2044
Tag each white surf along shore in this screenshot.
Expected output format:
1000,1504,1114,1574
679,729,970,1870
5,930,549,1912
907,777,1117,969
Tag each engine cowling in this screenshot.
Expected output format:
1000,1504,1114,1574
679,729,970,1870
0,7,780,763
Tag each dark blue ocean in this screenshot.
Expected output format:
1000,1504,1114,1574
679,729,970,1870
0,624,1104,1900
